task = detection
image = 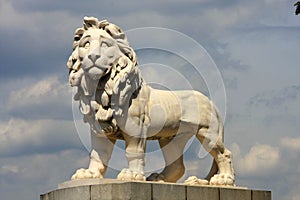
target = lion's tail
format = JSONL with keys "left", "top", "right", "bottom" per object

{"left": 205, "top": 160, "right": 218, "bottom": 181}
{"left": 205, "top": 103, "right": 224, "bottom": 181}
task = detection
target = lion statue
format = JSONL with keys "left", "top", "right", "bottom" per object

{"left": 67, "top": 16, "right": 235, "bottom": 186}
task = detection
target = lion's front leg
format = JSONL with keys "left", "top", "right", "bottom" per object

{"left": 71, "top": 149, "right": 105, "bottom": 179}
{"left": 72, "top": 132, "right": 116, "bottom": 180}
{"left": 117, "top": 134, "right": 146, "bottom": 181}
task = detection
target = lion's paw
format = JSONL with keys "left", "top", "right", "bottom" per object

{"left": 184, "top": 176, "right": 209, "bottom": 186}
{"left": 71, "top": 168, "right": 103, "bottom": 180}
{"left": 209, "top": 174, "right": 235, "bottom": 186}
{"left": 117, "top": 168, "right": 146, "bottom": 181}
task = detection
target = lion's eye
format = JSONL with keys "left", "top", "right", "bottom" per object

{"left": 84, "top": 42, "right": 90, "bottom": 48}
{"left": 79, "top": 35, "right": 91, "bottom": 48}
{"left": 101, "top": 42, "right": 109, "bottom": 48}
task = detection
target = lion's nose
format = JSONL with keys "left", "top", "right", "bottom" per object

{"left": 88, "top": 54, "right": 101, "bottom": 62}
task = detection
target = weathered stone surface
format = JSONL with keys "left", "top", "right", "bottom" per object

{"left": 220, "top": 187, "right": 251, "bottom": 200}
{"left": 152, "top": 182, "right": 186, "bottom": 200}
{"left": 55, "top": 186, "right": 90, "bottom": 200}
{"left": 91, "top": 182, "right": 151, "bottom": 200}
{"left": 91, "top": 183, "right": 113, "bottom": 200}
{"left": 187, "top": 185, "right": 219, "bottom": 200}
{"left": 58, "top": 178, "right": 119, "bottom": 189}
{"left": 41, "top": 180, "right": 271, "bottom": 200}
{"left": 252, "top": 190, "right": 272, "bottom": 200}
{"left": 112, "top": 182, "right": 151, "bottom": 200}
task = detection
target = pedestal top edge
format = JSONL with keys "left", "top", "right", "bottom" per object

{"left": 58, "top": 178, "right": 250, "bottom": 190}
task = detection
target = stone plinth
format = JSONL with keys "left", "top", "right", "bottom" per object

{"left": 40, "top": 179, "right": 271, "bottom": 200}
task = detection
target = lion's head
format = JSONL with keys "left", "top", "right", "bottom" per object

{"left": 67, "top": 17, "right": 143, "bottom": 134}
{"left": 67, "top": 17, "right": 137, "bottom": 78}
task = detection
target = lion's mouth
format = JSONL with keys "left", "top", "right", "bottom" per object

{"left": 99, "top": 69, "right": 111, "bottom": 81}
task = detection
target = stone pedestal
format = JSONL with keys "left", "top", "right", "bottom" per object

{"left": 40, "top": 179, "right": 271, "bottom": 200}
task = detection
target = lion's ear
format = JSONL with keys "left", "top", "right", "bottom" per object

{"left": 104, "top": 24, "right": 123, "bottom": 37}
{"left": 73, "top": 28, "right": 84, "bottom": 50}
{"left": 74, "top": 28, "right": 84, "bottom": 40}
{"left": 98, "top": 20, "right": 109, "bottom": 29}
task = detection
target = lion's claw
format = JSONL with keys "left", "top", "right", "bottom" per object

{"left": 184, "top": 176, "right": 209, "bottom": 185}
{"left": 210, "top": 174, "right": 235, "bottom": 186}
{"left": 117, "top": 168, "right": 146, "bottom": 181}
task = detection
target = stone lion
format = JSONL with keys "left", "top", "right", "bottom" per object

{"left": 67, "top": 16, "right": 235, "bottom": 186}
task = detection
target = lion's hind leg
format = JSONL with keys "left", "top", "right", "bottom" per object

{"left": 147, "top": 133, "right": 192, "bottom": 183}
{"left": 195, "top": 127, "right": 235, "bottom": 186}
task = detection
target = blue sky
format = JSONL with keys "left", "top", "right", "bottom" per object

{"left": 0, "top": 0, "right": 300, "bottom": 199}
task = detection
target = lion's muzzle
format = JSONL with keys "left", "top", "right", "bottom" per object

{"left": 88, "top": 54, "right": 101, "bottom": 62}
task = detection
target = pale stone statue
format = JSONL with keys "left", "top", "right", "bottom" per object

{"left": 67, "top": 17, "right": 235, "bottom": 186}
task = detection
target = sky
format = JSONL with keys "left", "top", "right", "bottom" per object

{"left": 0, "top": 0, "right": 300, "bottom": 199}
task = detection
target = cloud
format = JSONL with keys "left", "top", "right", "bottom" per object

{"left": 0, "top": 165, "right": 19, "bottom": 174}
{"left": 280, "top": 137, "right": 300, "bottom": 152}
{"left": 0, "top": 0, "right": 78, "bottom": 78}
{"left": 244, "top": 84, "right": 300, "bottom": 128}
{"left": 5, "top": 77, "right": 72, "bottom": 120}
{"left": 138, "top": 50, "right": 208, "bottom": 92}
{"left": 235, "top": 144, "right": 280, "bottom": 177}
{"left": 249, "top": 85, "right": 300, "bottom": 108}
{"left": 0, "top": 149, "right": 88, "bottom": 200}
{"left": 0, "top": 118, "right": 81, "bottom": 157}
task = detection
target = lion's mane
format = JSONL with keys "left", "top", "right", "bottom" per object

{"left": 67, "top": 17, "right": 144, "bottom": 137}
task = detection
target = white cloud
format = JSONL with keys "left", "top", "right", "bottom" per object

{"left": 280, "top": 137, "right": 300, "bottom": 152}
{"left": 0, "top": 0, "right": 79, "bottom": 34}
{"left": 7, "top": 77, "right": 64, "bottom": 106}
{"left": 201, "top": 3, "right": 256, "bottom": 31}
{"left": 0, "top": 149, "right": 88, "bottom": 200}
{"left": 235, "top": 144, "right": 280, "bottom": 176}
{"left": 108, "top": 1, "right": 258, "bottom": 37}
{"left": 0, "top": 0, "right": 33, "bottom": 30}
{"left": 0, "top": 118, "right": 80, "bottom": 157}
{"left": 140, "top": 63, "right": 194, "bottom": 91}
{"left": 0, "top": 165, "right": 19, "bottom": 174}
{"left": 6, "top": 77, "right": 72, "bottom": 120}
